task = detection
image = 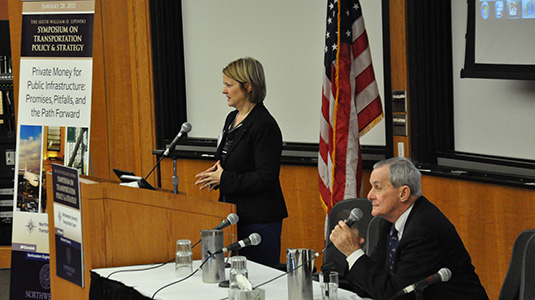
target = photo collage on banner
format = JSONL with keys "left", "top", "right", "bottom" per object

{"left": 10, "top": 1, "right": 95, "bottom": 299}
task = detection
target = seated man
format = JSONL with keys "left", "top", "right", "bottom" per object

{"left": 330, "top": 157, "right": 488, "bottom": 300}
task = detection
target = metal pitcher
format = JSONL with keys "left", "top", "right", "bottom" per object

{"left": 287, "top": 248, "right": 316, "bottom": 300}
{"left": 200, "top": 229, "right": 225, "bottom": 283}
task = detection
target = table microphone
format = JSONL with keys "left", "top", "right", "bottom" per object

{"left": 391, "top": 268, "right": 452, "bottom": 299}
{"left": 213, "top": 213, "right": 239, "bottom": 230}
{"left": 212, "top": 233, "right": 261, "bottom": 255}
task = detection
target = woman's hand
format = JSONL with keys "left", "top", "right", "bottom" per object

{"left": 194, "top": 161, "right": 224, "bottom": 191}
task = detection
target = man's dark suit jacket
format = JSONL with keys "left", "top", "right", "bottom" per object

{"left": 215, "top": 103, "right": 288, "bottom": 225}
{"left": 347, "top": 196, "right": 489, "bottom": 300}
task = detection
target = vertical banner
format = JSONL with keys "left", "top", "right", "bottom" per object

{"left": 50, "top": 164, "right": 83, "bottom": 287}
{"left": 10, "top": 1, "right": 95, "bottom": 299}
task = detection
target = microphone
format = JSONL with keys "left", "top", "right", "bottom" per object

{"left": 345, "top": 208, "right": 364, "bottom": 227}
{"left": 163, "top": 122, "right": 192, "bottom": 156}
{"left": 392, "top": 268, "right": 452, "bottom": 298}
{"left": 213, "top": 233, "right": 261, "bottom": 255}
{"left": 325, "top": 208, "right": 363, "bottom": 250}
{"left": 213, "top": 213, "right": 239, "bottom": 230}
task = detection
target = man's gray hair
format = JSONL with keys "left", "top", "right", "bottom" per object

{"left": 373, "top": 157, "right": 423, "bottom": 197}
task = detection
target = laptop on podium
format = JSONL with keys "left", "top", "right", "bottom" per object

{"left": 113, "top": 168, "right": 156, "bottom": 190}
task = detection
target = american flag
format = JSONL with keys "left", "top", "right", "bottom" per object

{"left": 319, "top": 0, "right": 383, "bottom": 213}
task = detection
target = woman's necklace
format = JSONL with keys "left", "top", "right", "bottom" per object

{"left": 231, "top": 113, "right": 243, "bottom": 130}
{"left": 234, "top": 106, "right": 253, "bottom": 127}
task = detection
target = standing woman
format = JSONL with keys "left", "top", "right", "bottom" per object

{"left": 195, "top": 57, "right": 288, "bottom": 267}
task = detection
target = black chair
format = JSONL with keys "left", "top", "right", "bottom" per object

{"left": 498, "top": 229, "right": 535, "bottom": 300}
{"left": 365, "top": 215, "right": 381, "bottom": 257}
{"left": 520, "top": 233, "right": 535, "bottom": 300}
{"left": 320, "top": 198, "right": 376, "bottom": 290}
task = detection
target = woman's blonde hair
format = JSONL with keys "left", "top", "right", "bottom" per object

{"left": 223, "top": 57, "right": 266, "bottom": 103}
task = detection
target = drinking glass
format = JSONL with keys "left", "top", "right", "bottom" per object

{"left": 319, "top": 271, "right": 339, "bottom": 300}
{"left": 175, "top": 239, "right": 193, "bottom": 277}
{"left": 229, "top": 256, "right": 248, "bottom": 300}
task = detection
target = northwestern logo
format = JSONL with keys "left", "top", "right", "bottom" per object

{"left": 39, "top": 263, "right": 50, "bottom": 290}
{"left": 26, "top": 218, "right": 36, "bottom": 235}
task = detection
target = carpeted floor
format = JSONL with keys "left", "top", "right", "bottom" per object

{"left": 0, "top": 269, "right": 10, "bottom": 300}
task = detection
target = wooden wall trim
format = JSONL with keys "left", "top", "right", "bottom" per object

{"left": 128, "top": 0, "right": 157, "bottom": 183}
{"left": 0, "top": 246, "right": 11, "bottom": 268}
{"left": 0, "top": 0, "right": 8, "bottom": 19}
{"left": 89, "top": 0, "right": 110, "bottom": 178}
{"left": 389, "top": 0, "right": 410, "bottom": 158}
{"left": 7, "top": 0, "right": 21, "bottom": 118}
{"left": 2, "top": 0, "right": 19, "bottom": 270}
{"left": 99, "top": 0, "right": 138, "bottom": 178}
{"left": 389, "top": 0, "right": 408, "bottom": 90}
{"left": 91, "top": 0, "right": 156, "bottom": 181}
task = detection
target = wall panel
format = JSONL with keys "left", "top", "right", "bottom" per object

{"left": 0, "top": 0, "right": 8, "bottom": 19}
{"left": 389, "top": 0, "right": 410, "bottom": 158}
{"left": 421, "top": 175, "right": 535, "bottom": 300}
{"left": 89, "top": 0, "right": 110, "bottom": 178}
{"left": 90, "top": 0, "right": 156, "bottom": 181}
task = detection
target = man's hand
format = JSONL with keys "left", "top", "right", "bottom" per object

{"left": 329, "top": 220, "right": 365, "bottom": 257}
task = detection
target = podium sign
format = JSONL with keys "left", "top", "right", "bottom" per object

{"left": 51, "top": 164, "right": 84, "bottom": 287}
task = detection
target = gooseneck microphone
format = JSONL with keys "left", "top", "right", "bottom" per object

{"left": 163, "top": 122, "right": 192, "bottom": 157}
{"left": 190, "top": 214, "right": 239, "bottom": 250}
{"left": 213, "top": 213, "right": 239, "bottom": 230}
{"left": 391, "top": 268, "right": 452, "bottom": 299}
{"left": 144, "top": 122, "right": 192, "bottom": 182}
{"left": 213, "top": 233, "right": 261, "bottom": 255}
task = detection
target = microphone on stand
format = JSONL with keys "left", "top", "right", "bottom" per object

{"left": 390, "top": 268, "right": 452, "bottom": 299}
{"left": 213, "top": 213, "right": 239, "bottom": 230}
{"left": 191, "top": 213, "right": 240, "bottom": 250}
{"left": 144, "top": 122, "right": 192, "bottom": 182}
{"left": 212, "top": 233, "right": 261, "bottom": 255}
{"left": 163, "top": 122, "right": 192, "bottom": 157}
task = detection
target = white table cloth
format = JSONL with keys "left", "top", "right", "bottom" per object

{"left": 92, "top": 260, "right": 372, "bottom": 300}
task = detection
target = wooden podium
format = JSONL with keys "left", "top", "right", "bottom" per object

{"left": 46, "top": 175, "right": 236, "bottom": 300}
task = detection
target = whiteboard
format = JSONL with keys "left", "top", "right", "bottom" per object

{"left": 181, "top": 0, "right": 385, "bottom": 145}
{"left": 452, "top": 2, "right": 535, "bottom": 161}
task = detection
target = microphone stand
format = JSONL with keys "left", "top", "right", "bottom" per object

{"left": 150, "top": 149, "right": 181, "bottom": 194}
{"left": 171, "top": 151, "right": 179, "bottom": 194}
{"left": 414, "top": 289, "right": 424, "bottom": 300}
{"left": 389, "top": 284, "right": 426, "bottom": 300}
